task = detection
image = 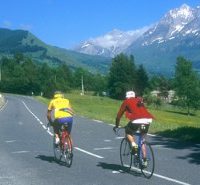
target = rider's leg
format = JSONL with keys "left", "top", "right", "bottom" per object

{"left": 141, "top": 133, "right": 148, "bottom": 167}
{"left": 125, "top": 122, "right": 138, "bottom": 148}
{"left": 140, "top": 124, "right": 150, "bottom": 167}
{"left": 53, "top": 122, "right": 60, "bottom": 144}
{"left": 141, "top": 133, "right": 147, "bottom": 159}
{"left": 126, "top": 134, "right": 136, "bottom": 146}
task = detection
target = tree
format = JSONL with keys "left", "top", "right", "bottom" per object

{"left": 38, "top": 63, "right": 55, "bottom": 98}
{"left": 108, "top": 53, "right": 136, "bottom": 99}
{"left": 174, "top": 56, "right": 200, "bottom": 115}
{"left": 135, "top": 64, "right": 149, "bottom": 96}
{"left": 54, "top": 64, "right": 72, "bottom": 92}
{"left": 92, "top": 74, "right": 107, "bottom": 96}
{"left": 22, "top": 58, "right": 41, "bottom": 95}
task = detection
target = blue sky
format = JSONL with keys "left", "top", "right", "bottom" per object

{"left": 0, "top": 0, "right": 199, "bottom": 49}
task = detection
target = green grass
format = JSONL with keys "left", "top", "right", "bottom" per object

{"left": 36, "top": 91, "right": 200, "bottom": 143}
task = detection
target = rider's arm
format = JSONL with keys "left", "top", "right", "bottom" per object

{"left": 47, "top": 100, "right": 53, "bottom": 123}
{"left": 115, "top": 101, "right": 127, "bottom": 127}
{"left": 47, "top": 110, "right": 52, "bottom": 123}
{"left": 67, "top": 103, "right": 74, "bottom": 115}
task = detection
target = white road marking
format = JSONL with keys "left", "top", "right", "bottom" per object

{"left": 47, "top": 130, "right": 53, "bottom": 136}
{"left": 22, "top": 100, "right": 192, "bottom": 185}
{"left": 74, "top": 147, "right": 104, "bottom": 159}
{"left": 121, "top": 165, "right": 191, "bottom": 185}
{"left": 0, "top": 99, "right": 8, "bottom": 111}
{"left": 42, "top": 125, "right": 47, "bottom": 129}
{"left": 12, "top": 151, "right": 29, "bottom": 154}
{"left": 0, "top": 176, "right": 13, "bottom": 179}
{"left": 115, "top": 136, "right": 124, "bottom": 139}
{"left": 104, "top": 139, "right": 111, "bottom": 142}
{"left": 112, "top": 170, "right": 123, "bottom": 174}
{"left": 5, "top": 140, "right": 16, "bottom": 143}
{"left": 94, "top": 147, "right": 114, "bottom": 151}
{"left": 153, "top": 173, "right": 191, "bottom": 185}
{"left": 93, "top": 119, "right": 103, "bottom": 123}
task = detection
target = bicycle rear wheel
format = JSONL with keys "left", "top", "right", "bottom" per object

{"left": 53, "top": 136, "right": 61, "bottom": 162}
{"left": 120, "top": 138, "right": 132, "bottom": 171}
{"left": 61, "top": 135, "right": 73, "bottom": 167}
{"left": 140, "top": 142, "right": 155, "bottom": 178}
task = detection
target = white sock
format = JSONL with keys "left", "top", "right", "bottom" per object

{"left": 55, "top": 137, "right": 60, "bottom": 144}
{"left": 132, "top": 142, "right": 138, "bottom": 147}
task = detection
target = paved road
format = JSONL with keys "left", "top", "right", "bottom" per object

{"left": 0, "top": 94, "right": 199, "bottom": 185}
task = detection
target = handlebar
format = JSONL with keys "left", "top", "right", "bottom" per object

{"left": 113, "top": 126, "right": 125, "bottom": 136}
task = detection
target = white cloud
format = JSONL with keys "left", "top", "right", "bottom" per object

{"left": 19, "top": 24, "right": 33, "bottom": 31}
{"left": 2, "top": 20, "right": 12, "bottom": 28}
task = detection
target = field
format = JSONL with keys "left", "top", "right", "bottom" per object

{"left": 36, "top": 91, "right": 200, "bottom": 143}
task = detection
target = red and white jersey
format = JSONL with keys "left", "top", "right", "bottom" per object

{"left": 116, "top": 97, "right": 154, "bottom": 123}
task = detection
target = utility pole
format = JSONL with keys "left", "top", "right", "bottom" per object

{"left": 81, "top": 75, "right": 84, "bottom": 95}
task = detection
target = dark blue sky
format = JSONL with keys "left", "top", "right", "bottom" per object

{"left": 0, "top": 0, "right": 199, "bottom": 48}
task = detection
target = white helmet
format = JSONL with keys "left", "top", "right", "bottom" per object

{"left": 126, "top": 91, "right": 135, "bottom": 98}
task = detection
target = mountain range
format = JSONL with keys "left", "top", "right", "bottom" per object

{"left": 0, "top": 4, "right": 199, "bottom": 76}
{"left": 0, "top": 28, "right": 110, "bottom": 73}
{"left": 74, "top": 4, "right": 200, "bottom": 76}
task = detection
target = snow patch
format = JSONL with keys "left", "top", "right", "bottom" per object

{"left": 169, "top": 37, "right": 175, "bottom": 40}
{"left": 170, "top": 25, "right": 184, "bottom": 36}
{"left": 81, "top": 43, "right": 91, "bottom": 48}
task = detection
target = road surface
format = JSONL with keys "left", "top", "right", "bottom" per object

{"left": 0, "top": 94, "right": 199, "bottom": 185}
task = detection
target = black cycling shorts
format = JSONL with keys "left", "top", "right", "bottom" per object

{"left": 125, "top": 122, "right": 149, "bottom": 135}
{"left": 51, "top": 117, "right": 73, "bottom": 134}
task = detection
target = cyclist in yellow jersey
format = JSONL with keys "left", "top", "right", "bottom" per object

{"left": 47, "top": 91, "right": 74, "bottom": 144}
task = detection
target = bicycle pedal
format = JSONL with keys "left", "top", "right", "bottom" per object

{"left": 142, "top": 159, "right": 148, "bottom": 168}
{"left": 131, "top": 148, "right": 138, "bottom": 155}
{"left": 69, "top": 153, "right": 73, "bottom": 158}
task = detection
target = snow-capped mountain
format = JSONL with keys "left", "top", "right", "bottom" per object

{"left": 74, "top": 27, "right": 150, "bottom": 57}
{"left": 125, "top": 4, "right": 200, "bottom": 75}
{"left": 73, "top": 4, "right": 200, "bottom": 76}
{"left": 74, "top": 4, "right": 200, "bottom": 54}
{"left": 136, "top": 4, "right": 200, "bottom": 46}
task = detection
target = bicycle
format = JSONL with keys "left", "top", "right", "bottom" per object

{"left": 53, "top": 124, "right": 73, "bottom": 167}
{"left": 114, "top": 126, "right": 155, "bottom": 178}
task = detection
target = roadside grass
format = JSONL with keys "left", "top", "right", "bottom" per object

{"left": 36, "top": 91, "right": 200, "bottom": 143}
{"left": 150, "top": 108, "right": 200, "bottom": 142}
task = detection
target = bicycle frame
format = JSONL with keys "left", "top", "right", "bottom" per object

{"left": 59, "top": 125, "right": 69, "bottom": 150}
{"left": 53, "top": 124, "right": 73, "bottom": 167}
{"left": 117, "top": 127, "right": 155, "bottom": 178}
{"left": 134, "top": 132, "right": 146, "bottom": 158}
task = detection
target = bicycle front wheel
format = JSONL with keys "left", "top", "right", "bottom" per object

{"left": 120, "top": 138, "right": 132, "bottom": 171}
{"left": 140, "top": 142, "right": 155, "bottom": 179}
{"left": 62, "top": 135, "right": 73, "bottom": 167}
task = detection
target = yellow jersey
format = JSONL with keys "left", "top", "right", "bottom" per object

{"left": 48, "top": 97, "right": 73, "bottom": 119}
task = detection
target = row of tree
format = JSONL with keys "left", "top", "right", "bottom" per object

{"left": 108, "top": 54, "right": 200, "bottom": 114}
{"left": 0, "top": 53, "right": 106, "bottom": 98}
{"left": 0, "top": 53, "right": 200, "bottom": 114}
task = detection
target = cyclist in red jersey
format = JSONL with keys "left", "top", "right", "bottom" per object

{"left": 113, "top": 91, "right": 154, "bottom": 166}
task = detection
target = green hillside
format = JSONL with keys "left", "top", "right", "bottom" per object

{"left": 127, "top": 36, "right": 200, "bottom": 76}
{"left": 0, "top": 28, "right": 111, "bottom": 73}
